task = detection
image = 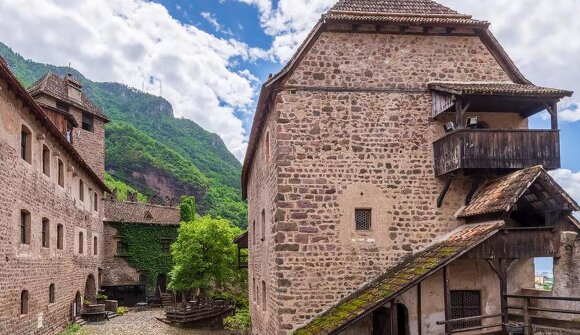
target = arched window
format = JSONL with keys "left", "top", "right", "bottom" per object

{"left": 48, "top": 284, "right": 55, "bottom": 303}
{"left": 78, "top": 232, "right": 84, "bottom": 254}
{"left": 20, "top": 290, "right": 29, "bottom": 314}
{"left": 20, "top": 125, "right": 32, "bottom": 164}
{"left": 79, "top": 180, "right": 84, "bottom": 202}
{"left": 265, "top": 131, "right": 270, "bottom": 161}
{"left": 42, "top": 218, "right": 50, "bottom": 248}
{"left": 20, "top": 210, "right": 31, "bottom": 245}
{"left": 42, "top": 145, "right": 51, "bottom": 176}
{"left": 57, "top": 224, "right": 64, "bottom": 250}
{"left": 57, "top": 159, "right": 64, "bottom": 187}
{"left": 93, "top": 192, "right": 98, "bottom": 212}
{"left": 93, "top": 236, "right": 98, "bottom": 255}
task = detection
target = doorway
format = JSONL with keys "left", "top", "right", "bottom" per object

{"left": 372, "top": 304, "right": 409, "bottom": 335}
{"left": 84, "top": 274, "right": 96, "bottom": 302}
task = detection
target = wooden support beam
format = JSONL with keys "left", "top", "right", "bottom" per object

{"left": 455, "top": 99, "right": 463, "bottom": 129}
{"left": 486, "top": 259, "right": 500, "bottom": 277}
{"left": 418, "top": 283, "right": 422, "bottom": 335}
{"left": 499, "top": 259, "right": 508, "bottom": 335}
{"left": 443, "top": 266, "right": 451, "bottom": 335}
{"left": 391, "top": 302, "right": 399, "bottom": 335}
{"left": 523, "top": 297, "right": 532, "bottom": 335}
{"left": 550, "top": 102, "right": 558, "bottom": 131}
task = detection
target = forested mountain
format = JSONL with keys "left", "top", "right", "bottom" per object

{"left": 0, "top": 42, "right": 247, "bottom": 228}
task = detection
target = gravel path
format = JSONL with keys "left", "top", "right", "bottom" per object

{"left": 79, "top": 309, "right": 234, "bottom": 335}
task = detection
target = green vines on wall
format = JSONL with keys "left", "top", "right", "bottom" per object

{"left": 113, "top": 222, "right": 179, "bottom": 290}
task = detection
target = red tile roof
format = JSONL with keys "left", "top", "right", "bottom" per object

{"left": 428, "top": 82, "right": 573, "bottom": 98}
{"left": 103, "top": 200, "right": 180, "bottom": 225}
{"left": 458, "top": 166, "right": 580, "bottom": 218}
{"left": 293, "top": 221, "right": 504, "bottom": 335}
{"left": 331, "top": 0, "right": 460, "bottom": 15}
{"left": 28, "top": 72, "right": 109, "bottom": 121}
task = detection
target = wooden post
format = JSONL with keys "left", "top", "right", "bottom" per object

{"left": 499, "top": 259, "right": 508, "bottom": 335}
{"left": 455, "top": 99, "right": 463, "bottom": 129}
{"left": 550, "top": 102, "right": 558, "bottom": 131}
{"left": 443, "top": 266, "right": 451, "bottom": 335}
{"left": 523, "top": 297, "right": 532, "bottom": 335}
{"left": 418, "top": 283, "right": 422, "bottom": 335}
{"left": 391, "top": 302, "right": 399, "bottom": 335}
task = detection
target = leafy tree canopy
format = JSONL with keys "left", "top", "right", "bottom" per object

{"left": 168, "top": 215, "right": 242, "bottom": 296}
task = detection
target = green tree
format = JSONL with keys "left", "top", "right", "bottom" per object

{"left": 179, "top": 196, "right": 197, "bottom": 222}
{"left": 168, "top": 215, "right": 241, "bottom": 299}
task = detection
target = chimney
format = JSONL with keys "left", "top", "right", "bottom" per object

{"left": 65, "top": 73, "right": 83, "bottom": 103}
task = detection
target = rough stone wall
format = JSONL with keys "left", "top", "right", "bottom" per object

{"left": 247, "top": 104, "right": 279, "bottom": 334}
{"left": 101, "top": 223, "right": 142, "bottom": 286}
{"left": 70, "top": 107, "right": 106, "bottom": 179}
{"left": 0, "top": 76, "right": 105, "bottom": 334}
{"left": 248, "top": 31, "right": 524, "bottom": 334}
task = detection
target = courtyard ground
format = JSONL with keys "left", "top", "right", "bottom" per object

{"left": 79, "top": 309, "right": 234, "bottom": 335}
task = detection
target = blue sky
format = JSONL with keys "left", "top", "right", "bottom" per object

{"left": 0, "top": 0, "right": 578, "bottom": 211}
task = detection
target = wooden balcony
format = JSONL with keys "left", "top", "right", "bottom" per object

{"left": 433, "top": 129, "right": 560, "bottom": 176}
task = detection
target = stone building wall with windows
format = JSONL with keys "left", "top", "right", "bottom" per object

{"left": 0, "top": 61, "right": 107, "bottom": 334}
{"left": 242, "top": 17, "right": 535, "bottom": 335}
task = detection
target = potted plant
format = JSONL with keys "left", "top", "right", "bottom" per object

{"left": 96, "top": 293, "right": 108, "bottom": 304}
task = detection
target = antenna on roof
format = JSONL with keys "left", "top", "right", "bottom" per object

{"left": 67, "top": 62, "right": 72, "bottom": 76}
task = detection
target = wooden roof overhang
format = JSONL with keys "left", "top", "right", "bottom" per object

{"left": 37, "top": 101, "right": 79, "bottom": 127}
{"left": 429, "top": 82, "right": 573, "bottom": 119}
{"left": 241, "top": 8, "right": 535, "bottom": 199}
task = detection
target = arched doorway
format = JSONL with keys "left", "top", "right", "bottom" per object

{"left": 156, "top": 274, "right": 167, "bottom": 296}
{"left": 395, "top": 303, "right": 410, "bottom": 335}
{"left": 74, "top": 291, "right": 82, "bottom": 318}
{"left": 84, "top": 274, "right": 96, "bottom": 302}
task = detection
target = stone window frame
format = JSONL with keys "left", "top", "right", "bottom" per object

{"left": 81, "top": 112, "right": 94, "bottom": 132}
{"left": 79, "top": 179, "right": 85, "bottom": 202}
{"left": 354, "top": 208, "right": 373, "bottom": 232}
{"left": 264, "top": 131, "right": 271, "bottom": 162}
{"left": 261, "top": 280, "right": 267, "bottom": 312}
{"left": 57, "top": 159, "right": 65, "bottom": 188}
{"left": 48, "top": 284, "right": 55, "bottom": 304}
{"left": 160, "top": 238, "right": 172, "bottom": 254}
{"left": 115, "top": 239, "right": 129, "bottom": 257}
{"left": 78, "top": 231, "right": 84, "bottom": 254}
{"left": 42, "top": 144, "right": 51, "bottom": 177}
{"left": 20, "top": 290, "right": 29, "bottom": 315}
{"left": 93, "top": 235, "right": 98, "bottom": 256}
{"left": 93, "top": 192, "right": 99, "bottom": 212}
{"left": 56, "top": 224, "right": 64, "bottom": 250}
{"left": 20, "top": 124, "right": 32, "bottom": 164}
{"left": 261, "top": 209, "right": 266, "bottom": 242}
{"left": 41, "top": 217, "right": 50, "bottom": 248}
{"left": 20, "top": 209, "right": 31, "bottom": 245}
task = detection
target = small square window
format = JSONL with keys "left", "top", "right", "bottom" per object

{"left": 355, "top": 209, "right": 371, "bottom": 231}
{"left": 82, "top": 113, "right": 94, "bottom": 132}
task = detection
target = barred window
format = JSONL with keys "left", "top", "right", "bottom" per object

{"left": 116, "top": 240, "right": 128, "bottom": 256}
{"left": 450, "top": 290, "right": 482, "bottom": 330}
{"left": 355, "top": 209, "right": 372, "bottom": 231}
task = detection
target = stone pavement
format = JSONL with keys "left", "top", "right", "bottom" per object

{"left": 79, "top": 309, "right": 234, "bottom": 335}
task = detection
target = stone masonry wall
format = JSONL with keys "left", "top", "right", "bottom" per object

{"left": 247, "top": 101, "right": 280, "bottom": 334}
{"left": 0, "top": 76, "right": 105, "bottom": 335}
{"left": 70, "top": 107, "right": 106, "bottom": 180}
{"left": 249, "top": 31, "right": 525, "bottom": 334}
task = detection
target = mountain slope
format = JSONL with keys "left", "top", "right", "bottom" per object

{"left": 0, "top": 42, "right": 247, "bottom": 228}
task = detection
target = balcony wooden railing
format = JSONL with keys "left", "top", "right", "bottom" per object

{"left": 433, "top": 129, "right": 560, "bottom": 176}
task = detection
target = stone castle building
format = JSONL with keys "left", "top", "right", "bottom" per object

{"left": 242, "top": 0, "right": 580, "bottom": 334}
{"left": 0, "top": 58, "right": 179, "bottom": 334}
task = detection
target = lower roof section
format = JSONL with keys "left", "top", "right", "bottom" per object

{"left": 292, "top": 221, "right": 504, "bottom": 335}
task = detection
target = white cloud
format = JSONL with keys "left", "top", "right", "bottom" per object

{"left": 0, "top": 0, "right": 268, "bottom": 160}
{"left": 550, "top": 169, "right": 580, "bottom": 217}
{"left": 201, "top": 11, "right": 234, "bottom": 36}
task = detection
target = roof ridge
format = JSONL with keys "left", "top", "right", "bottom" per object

{"left": 330, "top": 0, "right": 463, "bottom": 16}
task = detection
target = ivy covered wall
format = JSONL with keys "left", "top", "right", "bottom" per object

{"left": 112, "top": 222, "right": 179, "bottom": 290}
